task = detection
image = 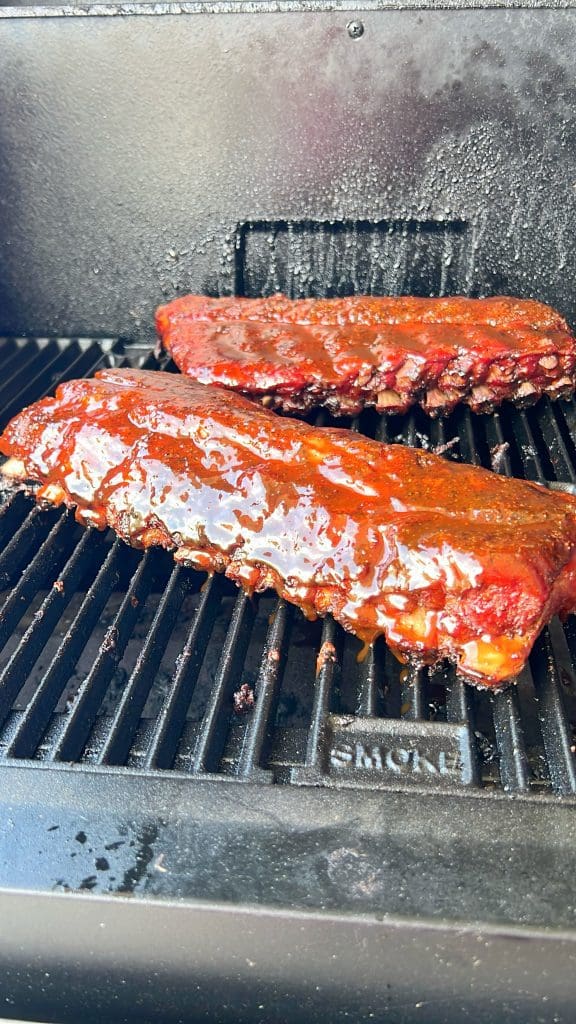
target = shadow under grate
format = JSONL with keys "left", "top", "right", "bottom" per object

{"left": 0, "top": 336, "right": 575, "bottom": 797}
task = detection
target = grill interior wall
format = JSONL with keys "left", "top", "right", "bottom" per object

{"left": 1, "top": 9, "right": 576, "bottom": 340}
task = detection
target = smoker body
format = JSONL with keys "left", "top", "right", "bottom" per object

{"left": 1, "top": 4, "right": 576, "bottom": 1022}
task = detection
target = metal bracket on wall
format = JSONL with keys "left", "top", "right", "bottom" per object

{"left": 234, "top": 219, "right": 469, "bottom": 299}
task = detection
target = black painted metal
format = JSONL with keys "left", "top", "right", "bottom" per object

{"left": 4, "top": 767, "right": 576, "bottom": 1024}
{"left": 1, "top": 8, "right": 576, "bottom": 342}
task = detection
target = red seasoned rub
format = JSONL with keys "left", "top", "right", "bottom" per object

{"left": 3, "top": 367, "right": 576, "bottom": 688}
{"left": 156, "top": 294, "right": 576, "bottom": 415}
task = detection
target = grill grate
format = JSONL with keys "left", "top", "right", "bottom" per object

{"left": 1, "top": 336, "right": 576, "bottom": 796}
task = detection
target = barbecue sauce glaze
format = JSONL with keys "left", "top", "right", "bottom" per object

{"left": 157, "top": 294, "right": 576, "bottom": 416}
{"left": 3, "top": 367, "right": 576, "bottom": 688}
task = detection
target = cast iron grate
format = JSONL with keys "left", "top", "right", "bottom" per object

{"left": 1, "top": 336, "right": 576, "bottom": 796}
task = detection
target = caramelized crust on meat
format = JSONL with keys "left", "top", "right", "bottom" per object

{"left": 156, "top": 294, "right": 576, "bottom": 415}
{"left": 157, "top": 293, "right": 568, "bottom": 329}
{"left": 3, "top": 367, "right": 576, "bottom": 688}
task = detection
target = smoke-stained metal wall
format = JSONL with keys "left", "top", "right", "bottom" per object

{"left": 0, "top": 4, "right": 575, "bottom": 340}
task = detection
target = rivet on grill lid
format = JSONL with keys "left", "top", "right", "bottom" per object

{"left": 346, "top": 20, "right": 365, "bottom": 39}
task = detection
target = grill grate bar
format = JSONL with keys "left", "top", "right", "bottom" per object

{"left": 0, "top": 490, "right": 33, "bottom": 550}
{"left": 454, "top": 406, "right": 482, "bottom": 466}
{"left": 556, "top": 399, "right": 576, "bottom": 464}
{"left": 429, "top": 419, "right": 480, "bottom": 743}
{"left": 0, "top": 526, "right": 106, "bottom": 733}
{"left": 381, "top": 648, "right": 402, "bottom": 718}
{"left": 530, "top": 629, "right": 576, "bottom": 794}
{"left": 0, "top": 340, "right": 24, "bottom": 379}
{"left": 349, "top": 414, "right": 385, "bottom": 720}
{"left": 467, "top": 409, "right": 528, "bottom": 790}
{"left": 375, "top": 416, "right": 389, "bottom": 443}
{"left": 403, "top": 410, "right": 420, "bottom": 449}
{"left": 457, "top": 407, "right": 537, "bottom": 790}
{"left": 1, "top": 345, "right": 97, "bottom": 432}
{"left": 0, "top": 504, "right": 61, "bottom": 590}
{"left": 356, "top": 641, "right": 385, "bottom": 717}
{"left": 0, "top": 343, "right": 60, "bottom": 410}
{"left": 237, "top": 598, "right": 293, "bottom": 781}
{"left": 446, "top": 677, "right": 481, "bottom": 786}
{"left": 97, "top": 564, "right": 194, "bottom": 766}
{"left": 482, "top": 413, "right": 530, "bottom": 790}
{"left": 446, "top": 676, "right": 474, "bottom": 725}
{"left": 293, "top": 615, "right": 341, "bottom": 780}
{"left": 49, "top": 548, "right": 154, "bottom": 763}
{"left": 512, "top": 410, "right": 546, "bottom": 482}
{"left": 402, "top": 666, "right": 428, "bottom": 721}
{"left": 444, "top": 675, "right": 481, "bottom": 785}
{"left": 0, "top": 509, "right": 74, "bottom": 655}
{"left": 534, "top": 401, "right": 576, "bottom": 483}
{"left": 142, "top": 574, "right": 225, "bottom": 771}
{"left": 190, "top": 589, "right": 257, "bottom": 775}
{"left": 5, "top": 538, "right": 125, "bottom": 760}
{"left": 491, "top": 686, "right": 531, "bottom": 792}
{"left": 483, "top": 410, "right": 512, "bottom": 474}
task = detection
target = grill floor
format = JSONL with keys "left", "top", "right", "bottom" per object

{"left": 1, "top": 335, "right": 576, "bottom": 796}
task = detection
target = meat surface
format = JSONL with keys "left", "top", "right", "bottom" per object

{"left": 156, "top": 294, "right": 576, "bottom": 415}
{"left": 2, "top": 367, "right": 576, "bottom": 688}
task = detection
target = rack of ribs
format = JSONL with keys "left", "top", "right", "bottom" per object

{"left": 156, "top": 294, "right": 576, "bottom": 415}
{"left": 3, "top": 367, "right": 576, "bottom": 688}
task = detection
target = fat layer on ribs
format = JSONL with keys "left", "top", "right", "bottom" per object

{"left": 2, "top": 367, "right": 576, "bottom": 688}
{"left": 156, "top": 294, "right": 576, "bottom": 415}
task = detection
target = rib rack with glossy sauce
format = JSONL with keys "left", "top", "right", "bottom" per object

{"left": 156, "top": 293, "right": 576, "bottom": 415}
{"left": 2, "top": 367, "right": 576, "bottom": 688}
